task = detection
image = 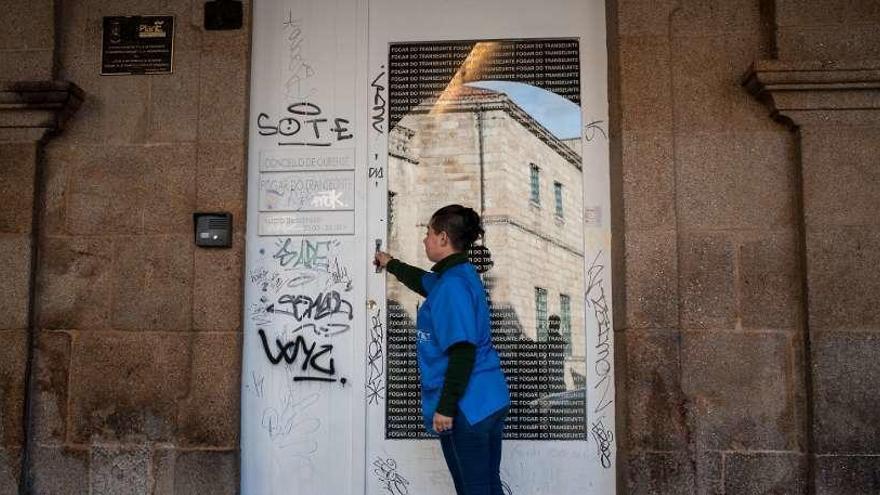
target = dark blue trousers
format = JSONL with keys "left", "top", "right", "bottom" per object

{"left": 439, "top": 406, "right": 508, "bottom": 495}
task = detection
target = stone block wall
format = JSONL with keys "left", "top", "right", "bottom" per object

{"left": 2, "top": 0, "right": 878, "bottom": 493}
{"left": 0, "top": 1, "right": 251, "bottom": 493}
{"left": 613, "top": 0, "right": 880, "bottom": 493}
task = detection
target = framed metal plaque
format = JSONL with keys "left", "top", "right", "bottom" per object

{"left": 101, "top": 16, "right": 174, "bottom": 75}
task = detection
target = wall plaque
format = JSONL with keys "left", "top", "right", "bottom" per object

{"left": 101, "top": 16, "right": 174, "bottom": 75}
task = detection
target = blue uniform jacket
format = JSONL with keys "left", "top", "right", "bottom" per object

{"left": 416, "top": 261, "right": 510, "bottom": 432}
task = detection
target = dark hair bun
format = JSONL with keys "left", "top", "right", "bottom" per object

{"left": 461, "top": 207, "right": 484, "bottom": 246}
{"left": 430, "top": 204, "right": 485, "bottom": 251}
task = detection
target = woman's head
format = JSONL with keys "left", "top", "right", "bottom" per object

{"left": 423, "top": 204, "right": 484, "bottom": 261}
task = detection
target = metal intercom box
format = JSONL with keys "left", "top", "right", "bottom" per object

{"left": 193, "top": 212, "right": 232, "bottom": 247}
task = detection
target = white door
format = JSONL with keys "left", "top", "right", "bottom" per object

{"left": 241, "top": 1, "right": 615, "bottom": 494}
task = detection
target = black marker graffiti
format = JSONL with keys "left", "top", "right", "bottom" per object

{"left": 372, "top": 457, "right": 409, "bottom": 495}
{"left": 371, "top": 68, "right": 387, "bottom": 133}
{"left": 282, "top": 15, "right": 315, "bottom": 101}
{"left": 586, "top": 251, "right": 603, "bottom": 296}
{"left": 585, "top": 250, "right": 615, "bottom": 469}
{"left": 584, "top": 120, "right": 607, "bottom": 142}
{"left": 250, "top": 267, "right": 285, "bottom": 294}
{"left": 271, "top": 291, "right": 354, "bottom": 322}
{"left": 368, "top": 167, "right": 384, "bottom": 179}
{"left": 590, "top": 418, "right": 614, "bottom": 469}
{"left": 257, "top": 102, "right": 353, "bottom": 146}
{"left": 258, "top": 329, "right": 336, "bottom": 381}
{"left": 366, "top": 309, "right": 385, "bottom": 405}
{"left": 590, "top": 284, "right": 613, "bottom": 415}
{"left": 329, "top": 256, "right": 353, "bottom": 291}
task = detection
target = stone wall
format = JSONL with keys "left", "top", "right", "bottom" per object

{"left": 613, "top": 0, "right": 880, "bottom": 493}
{"left": 1, "top": 0, "right": 878, "bottom": 493}
{"left": 0, "top": 1, "right": 251, "bottom": 493}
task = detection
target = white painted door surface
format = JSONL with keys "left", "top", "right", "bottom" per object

{"left": 241, "top": 1, "right": 367, "bottom": 494}
{"left": 242, "top": 1, "right": 613, "bottom": 494}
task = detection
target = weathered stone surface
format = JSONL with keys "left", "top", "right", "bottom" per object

{"left": 694, "top": 450, "right": 724, "bottom": 495}
{"left": 801, "top": 125, "right": 880, "bottom": 228}
{"left": 812, "top": 331, "right": 880, "bottom": 454}
{"left": 815, "top": 455, "right": 880, "bottom": 495}
{"left": 142, "top": 148, "right": 198, "bottom": 235}
{"left": 676, "top": 132, "right": 796, "bottom": 230}
{"left": 622, "top": 329, "right": 687, "bottom": 450}
{"left": 624, "top": 230, "right": 678, "bottom": 329}
{"left": 173, "top": 450, "right": 237, "bottom": 495}
{"left": 64, "top": 146, "right": 147, "bottom": 234}
{"left": 198, "top": 39, "right": 248, "bottom": 142}
{"left": 0, "top": 329, "right": 27, "bottom": 449}
{"left": 724, "top": 452, "right": 807, "bottom": 494}
{"left": 177, "top": 333, "right": 241, "bottom": 447}
{"left": 681, "top": 331, "right": 802, "bottom": 450}
{"left": 775, "top": 0, "right": 880, "bottom": 27}
{"left": 69, "top": 332, "right": 191, "bottom": 443}
{"left": 0, "top": 50, "right": 54, "bottom": 81}
{"left": 616, "top": 0, "right": 677, "bottom": 37}
{"left": 679, "top": 232, "right": 736, "bottom": 330}
{"left": 619, "top": 36, "right": 672, "bottom": 133}
{"left": 777, "top": 24, "right": 880, "bottom": 62}
{"left": 63, "top": 145, "right": 197, "bottom": 236}
{"left": 149, "top": 447, "right": 175, "bottom": 494}
{"left": 806, "top": 227, "right": 880, "bottom": 331}
{"left": 622, "top": 131, "right": 675, "bottom": 229}
{"left": 0, "top": 0, "right": 53, "bottom": 50}
{"left": 196, "top": 141, "right": 246, "bottom": 226}
{"left": 110, "top": 235, "right": 193, "bottom": 331}
{"left": 90, "top": 444, "right": 150, "bottom": 495}
{"left": 147, "top": 50, "right": 200, "bottom": 143}
{"left": 53, "top": 61, "right": 150, "bottom": 145}
{"left": 626, "top": 451, "right": 694, "bottom": 495}
{"left": 0, "top": 447, "right": 21, "bottom": 494}
{"left": 32, "top": 331, "right": 72, "bottom": 444}
{"left": 39, "top": 144, "right": 77, "bottom": 237}
{"left": 36, "top": 236, "right": 114, "bottom": 330}
{"left": 0, "top": 235, "right": 31, "bottom": 330}
{"left": 740, "top": 229, "right": 802, "bottom": 329}
{"left": 670, "top": 0, "right": 766, "bottom": 36}
{"left": 670, "top": 32, "right": 778, "bottom": 134}
{"left": 29, "top": 445, "right": 89, "bottom": 495}
{"left": 0, "top": 143, "right": 37, "bottom": 234}
{"left": 193, "top": 241, "right": 244, "bottom": 332}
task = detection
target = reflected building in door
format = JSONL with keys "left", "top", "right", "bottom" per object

{"left": 387, "top": 86, "right": 587, "bottom": 438}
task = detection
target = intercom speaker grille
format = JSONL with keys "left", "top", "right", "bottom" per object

{"left": 208, "top": 217, "right": 230, "bottom": 229}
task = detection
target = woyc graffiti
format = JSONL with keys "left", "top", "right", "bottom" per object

{"left": 259, "top": 329, "right": 338, "bottom": 382}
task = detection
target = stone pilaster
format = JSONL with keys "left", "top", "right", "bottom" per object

{"left": 0, "top": 81, "right": 83, "bottom": 493}
{"left": 745, "top": 59, "right": 880, "bottom": 495}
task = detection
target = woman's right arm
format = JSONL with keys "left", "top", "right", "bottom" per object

{"left": 375, "top": 251, "right": 429, "bottom": 297}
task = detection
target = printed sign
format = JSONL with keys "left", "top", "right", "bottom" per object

{"left": 101, "top": 16, "right": 174, "bottom": 75}
{"left": 258, "top": 210, "right": 356, "bottom": 236}
{"left": 259, "top": 171, "right": 355, "bottom": 212}
{"left": 260, "top": 149, "right": 356, "bottom": 172}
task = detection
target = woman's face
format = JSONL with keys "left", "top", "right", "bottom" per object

{"left": 423, "top": 224, "right": 448, "bottom": 262}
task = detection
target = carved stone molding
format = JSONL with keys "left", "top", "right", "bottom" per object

{"left": 0, "top": 81, "right": 84, "bottom": 141}
{"left": 743, "top": 60, "right": 880, "bottom": 127}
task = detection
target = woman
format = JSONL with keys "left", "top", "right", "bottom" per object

{"left": 375, "top": 204, "right": 510, "bottom": 495}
